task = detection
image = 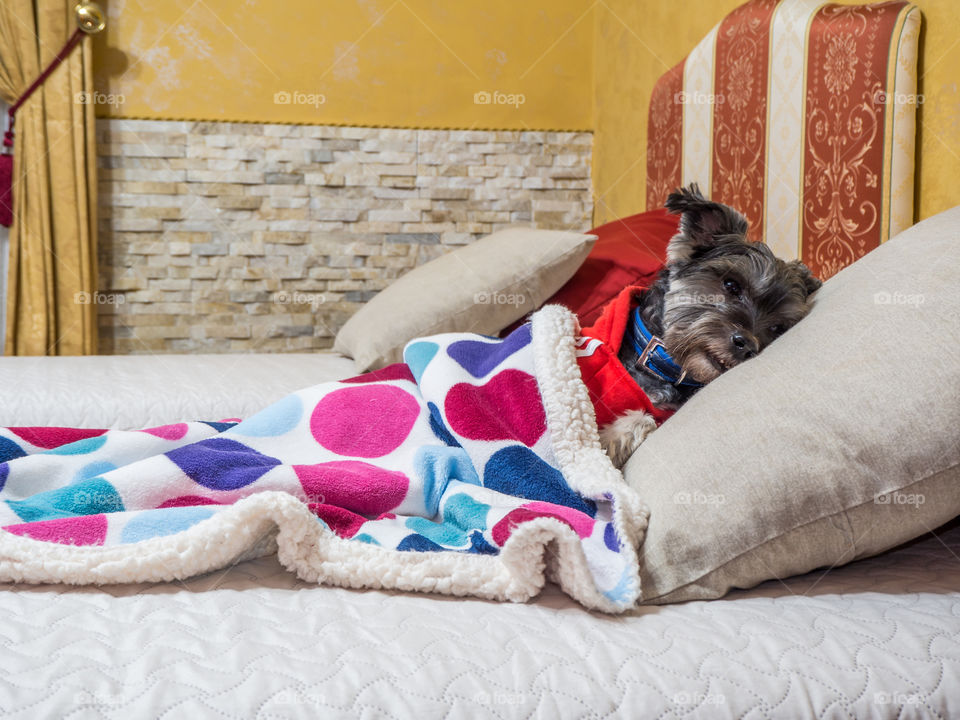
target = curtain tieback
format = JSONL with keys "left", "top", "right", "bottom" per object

{"left": 1, "top": 28, "right": 84, "bottom": 227}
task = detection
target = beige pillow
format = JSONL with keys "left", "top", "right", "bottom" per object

{"left": 335, "top": 228, "right": 596, "bottom": 371}
{"left": 624, "top": 206, "right": 960, "bottom": 604}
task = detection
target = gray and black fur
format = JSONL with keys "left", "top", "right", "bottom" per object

{"left": 602, "top": 183, "right": 821, "bottom": 466}
{"left": 619, "top": 183, "right": 821, "bottom": 407}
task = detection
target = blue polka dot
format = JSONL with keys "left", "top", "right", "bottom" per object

{"left": 44, "top": 435, "right": 107, "bottom": 456}
{"left": 73, "top": 461, "right": 117, "bottom": 484}
{"left": 443, "top": 492, "right": 491, "bottom": 532}
{"left": 602, "top": 566, "right": 637, "bottom": 606}
{"left": 353, "top": 533, "right": 380, "bottom": 546}
{"left": 121, "top": 506, "right": 217, "bottom": 543}
{"left": 402, "top": 492, "right": 492, "bottom": 550}
{"left": 427, "top": 402, "right": 460, "bottom": 447}
{"left": 0, "top": 436, "right": 26, "bottom": 463}
{"left": 202, "top": 421, "right": 237, "bottom": 433}
{"left": 233, "top": 394, "right": 303, "bottom": 437}
{"left": 5, "top": 477, "right": 124, "bottom": 522}
{"left": 397, "top": 533, "right": 445, "bottom": 552}
{"left": 483, "top": 446, "right": 596, "bottom": 517}
{"left": 469, "top": 530, "right": 498, "bottom": 555}
{"left": 404, "top": 341, "right": 439, "bottom": 384}
{"left": 404, "top": 516, "right": 470, "bottom": 548}
{"left": 415, "top": 446, "right": 480, "bottom": 516}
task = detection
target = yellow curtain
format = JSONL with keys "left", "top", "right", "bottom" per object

{"left": 0, "top": 0, "right": 97, "bottom": 355}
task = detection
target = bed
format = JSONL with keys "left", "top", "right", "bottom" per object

{"left": 3, "top": 1, "right": 958, "bottom": 718}
{"left": 2, "top": 338, "right": 958, "bottom": 718}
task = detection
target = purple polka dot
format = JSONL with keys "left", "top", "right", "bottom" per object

{"left": 311, "top": 385, "right": 420, "bottom": 458}
{"left": 603, "top": 522, "right": 621, "bottom": 551}
{"left": 167, "top": 438, "right": 281, "bottom": 491}
{"left": 447, "top": 323, "right": 532, "bottom": 378}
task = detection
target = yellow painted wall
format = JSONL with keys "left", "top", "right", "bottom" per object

{"left": 592, "top": 0, "right": 960, "bottom": 226}
{"left": 93, "top": 0, "right": 595, "bottom": 130}
{"left": 95, "top": 1, "right": 959, "bottom": 221}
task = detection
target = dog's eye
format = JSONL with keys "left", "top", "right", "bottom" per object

{"left": 723, "top": 279, "right": 742, "bottom": 296}
{"left": 769, "top": 324, "right": 786, "bottom": 337}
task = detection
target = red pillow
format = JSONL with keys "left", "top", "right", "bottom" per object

{"left": 550, "top": 207, "right": 679, "bottom": 325}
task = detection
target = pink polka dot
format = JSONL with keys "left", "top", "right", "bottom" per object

{"left": 340, "top": 363, "right": 415, "bottom": 384}
{"left": 294, "top": 461, "right": 408, "bottom": 515}
{"left": 157, "top": 495, "right": 224, "bottom": 509}
{"left": 142, "top": 423, "right": 189, "bottom": 441}
{"left": 444, "top": 370, "right": 546, "bottom": 447}
{"left": 8, "top": 426, "right": 107, "bottom": 450}
{"left": 310, "top": 504, "right": 367, "bottom": 538}
{"left": 491, "top": 502, "right": 595, "bottom": 546}
{"left": 3, "top": 515, "right": 108, "bottom": 546}
{"left": 310, "top": 385, "right": 420, "bottom": 458}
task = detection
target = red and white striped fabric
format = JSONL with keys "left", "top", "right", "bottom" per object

{"left": 646, "top": 0, "right": 921, "bottom": 280}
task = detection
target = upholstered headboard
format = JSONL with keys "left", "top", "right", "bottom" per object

{"left": 646, "top": 0, "right": 921, "bottom": 279}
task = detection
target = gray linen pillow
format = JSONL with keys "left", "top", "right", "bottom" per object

{"left": 334, "top": 228, "right": 596, "bottom": 371}
{"left": 623, "top": 206, "right": 960, "bottom": 604}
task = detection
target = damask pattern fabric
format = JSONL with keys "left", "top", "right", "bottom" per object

{"left": 645, "top": 0, "right": 921, "bottom": 279}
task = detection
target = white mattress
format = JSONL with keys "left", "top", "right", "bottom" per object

{"left": 0, "top": 521, "right": 956, "bottom": 718}
{"left": 1, "top": 353, "right": 958, "bottom": 717}
{"left": 0, "top": 352, "right": 357, "bottom": 428}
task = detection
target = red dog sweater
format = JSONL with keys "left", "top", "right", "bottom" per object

{"left": 574, "top": 286, "right": 675, "bottom": 429}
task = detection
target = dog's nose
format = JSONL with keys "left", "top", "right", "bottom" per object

{"left": 730, "top": 332, "right": 759, "bottom": 361}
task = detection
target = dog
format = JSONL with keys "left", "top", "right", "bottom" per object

{"left": 598, "top": 183, "right": 822, "bottom": 467}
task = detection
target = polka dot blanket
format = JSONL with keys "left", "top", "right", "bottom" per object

{"left": 0, "top": 306, "right": 648, "bottom": 612}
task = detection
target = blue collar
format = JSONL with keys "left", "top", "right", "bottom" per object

{"left": 628, "top": 307, "right": 703, "bottom": 388}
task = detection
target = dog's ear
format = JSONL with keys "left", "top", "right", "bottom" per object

{"left": 664, "top": 183, "right": 749, "bottom": 264}
{"left": 786, "top": 260, "right": 823, "bottom": 298}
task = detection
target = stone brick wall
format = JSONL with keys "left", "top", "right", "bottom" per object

{"left": 96, "top": 119, "right": 593, "bottom": 354}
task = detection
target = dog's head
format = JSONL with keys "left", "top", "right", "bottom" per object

{"left": 660, "top": 183, "right": 822, "bottom": 384}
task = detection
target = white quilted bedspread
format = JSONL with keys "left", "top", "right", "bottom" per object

{"left": 0, "top": 352, "right": 357, "bottom": 428}
{"left": 0, "top": 521, "right": 957, "bottom": 719}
